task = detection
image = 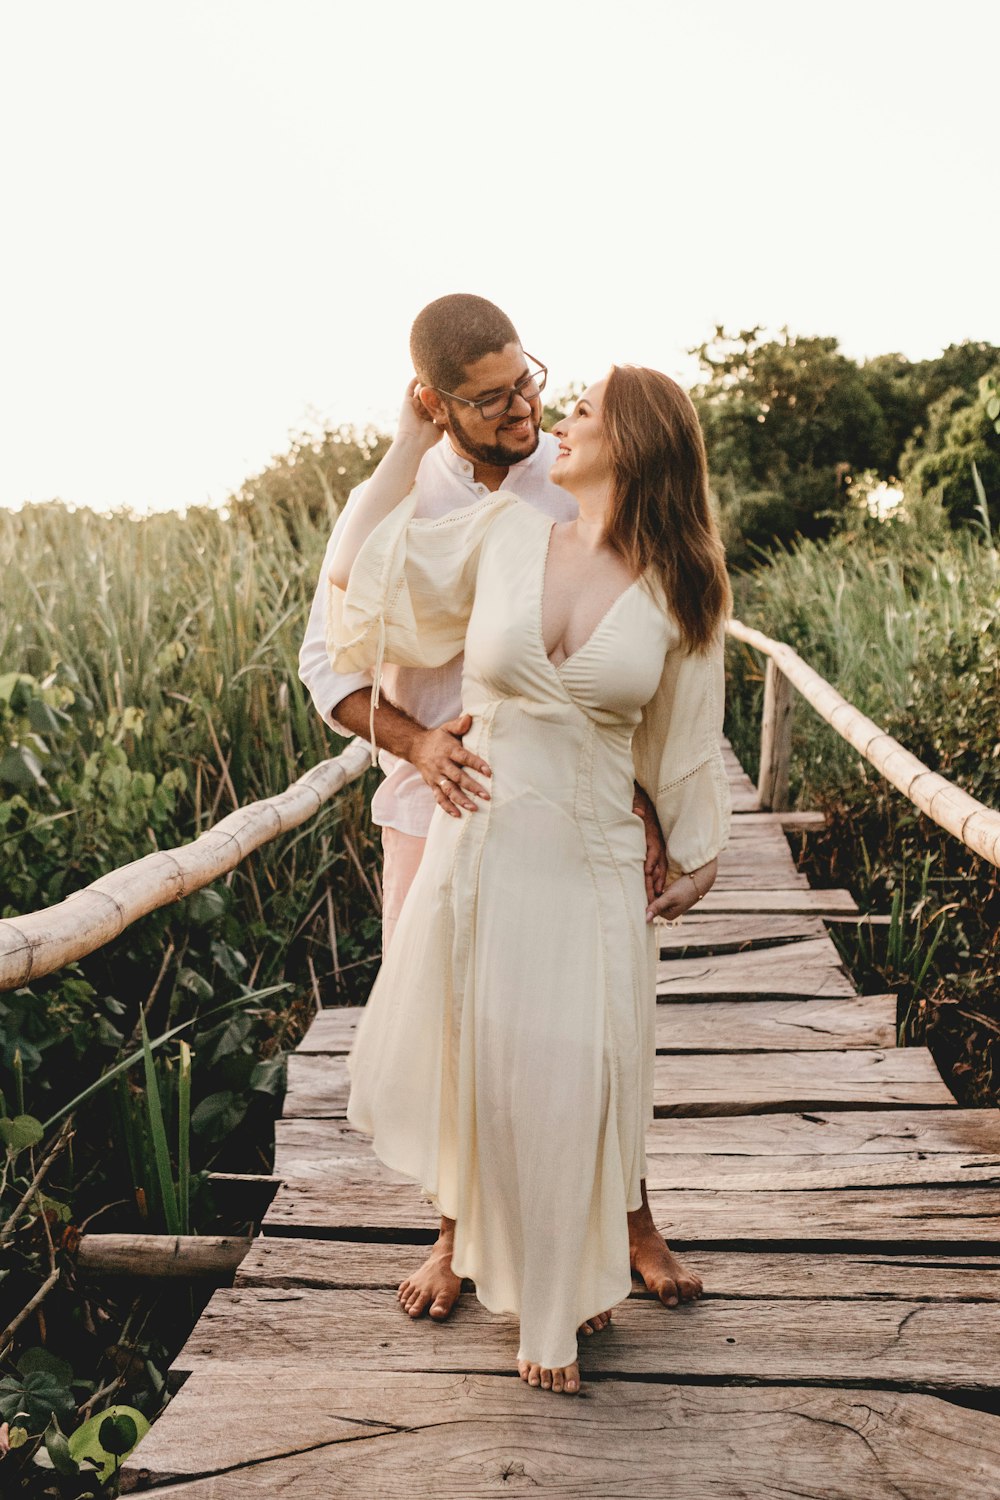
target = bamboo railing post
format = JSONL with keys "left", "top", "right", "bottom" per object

{"left": 758, "top": 657, "right": 794, "bottom": 811}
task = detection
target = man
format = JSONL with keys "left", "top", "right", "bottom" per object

{"left": 299, "top": 293, "right": 703, "bottom": 1322}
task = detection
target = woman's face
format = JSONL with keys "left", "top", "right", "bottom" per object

{"left": 550, "top": 377, "right": 611, "bottom": 492}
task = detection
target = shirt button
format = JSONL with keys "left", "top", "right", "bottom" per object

{"left": 476, "top": 484, "right": 487, "bottom": 495}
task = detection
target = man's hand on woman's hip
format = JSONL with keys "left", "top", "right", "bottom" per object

{"left": 411, "top": 714, "right": 492, "bottom": 818}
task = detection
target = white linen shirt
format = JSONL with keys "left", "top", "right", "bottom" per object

{"left": 298, "top": 429, "right": 576, "bottom": 837}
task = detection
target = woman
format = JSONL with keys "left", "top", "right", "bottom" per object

{"left": 327, "top": 365, "right": 732, "bottom": 1395}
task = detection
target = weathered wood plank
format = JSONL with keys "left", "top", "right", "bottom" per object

{"left": 170, "top": 1285, "right": 1000, "bottom": 1390}
{"left": 645, "top": 1151, "right": 1000, "bottom": 1191}
{"left": 236, "top": 1236, "right": 1000, "bottom": 1301}
{"left": 284, "top": 1048, "right": 954, "bottom": 1122}
{"left": 714, "top": 865, "right": 810, "bottom": 890}
{"left": 641, "top": 1108, "right": 1000, "bottom": 1157}
{"left": 658, "top": 912, "right": 829, "bottom": 953}
{"left": 299, "top": 1008, "right": 361, "bottom": 1054}
{"left": 271, "top": 1138, "right": 999, "bottom": 1195}
{"left": 300, "top": 995, "right": 899, "bottom": 1058}
{"left": 738, "top": 811, "right": 828, "bottom": 831}
{"left": 696, "top": 889, "right": 858, "bottom": 914}
{"left": 652, "top": 1049, "right": 954, "bottom": 1115}
{"left": 275, "top": 1110, "right": 996, "bottom": 1183}
{"left": 122, "top": 1370, "right": 1000, "bottom": 1499}
{"left": 656, "top": 937, "right": 855, "bottom": 998}
{"left": 284, "top": 1055, "right": 349, "bottom": 1117}
{"left": 654, "top": 996, "right": 898, "bottom": 1050}
{"left": 262, "top": 1176, "right": 1000, "bottom": 1245}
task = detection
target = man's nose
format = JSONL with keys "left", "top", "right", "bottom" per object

{"left": 507, "top": 389, "right": 533, "bottom": 418}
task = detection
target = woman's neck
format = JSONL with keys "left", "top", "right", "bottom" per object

{"left": 567, "top": 483, "right": 612, "bottom": 549}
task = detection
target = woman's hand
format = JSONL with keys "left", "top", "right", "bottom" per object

{"left": 633, "top": 784, "right": 667, "bottom": 905}
{"left": 398, "top": 376, "right": 444, "bottom": 451}
{"left": 330, "top": 378, "right": 443, "bottom": 588}
{"left": 645, "top": 857, "right": 717, "bottom": 924}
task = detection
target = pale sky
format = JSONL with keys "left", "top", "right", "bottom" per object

{"left": 2, "top": 0, "right": 997, "bottom": 513}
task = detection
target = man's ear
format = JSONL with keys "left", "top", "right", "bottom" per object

{"left": 419, "top": 384, "right": 448, "bottom": 427}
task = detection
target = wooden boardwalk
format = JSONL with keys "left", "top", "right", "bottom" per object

{"left": 123, "top": 742, "right": 1000, "bottom": 1497}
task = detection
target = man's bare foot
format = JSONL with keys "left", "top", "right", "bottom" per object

{"left": 518, "top": 1357, "right": 581, "bottom": 1394}
{"left": 397, "top": 1219, "right": 461, "bottom": 1320}
{"left": 628, "top": 1188, "right": 703, "bottom": 1307}
{"left": 579, "top": 1309, "right": 612, "bottom": 1335}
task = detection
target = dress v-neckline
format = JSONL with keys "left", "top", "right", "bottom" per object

{"left": 538, "top": 519, "right": 643, "bottom": 674}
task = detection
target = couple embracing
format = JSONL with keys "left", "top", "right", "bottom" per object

{"left": 299, "top": 294, "right": 731, "bottom": 1395}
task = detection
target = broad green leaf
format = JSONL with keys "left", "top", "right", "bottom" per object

{"left": 187, "top": 887, "right": 227, "bottom": 925}
{"left": 44, "top": 1414, "right": 79, "bottom": 1475}
{"left": 99, "top": 1411, "right": 138, "bottom": 1454}
{"left": 0, "top": 1113, "right": 44, "bottom": 1152}
{"left": 67, "top": 1404, "right": 149, "bottom": 1482}
{"left": 249, "top": 1056, "right": 286, "bottom": 1096}
{"left": 0, "top": 743, "right": 46, "bottom": 793}
{"left": 177, "top": 967, "right": 214, "bottom": 1002}
{"left": 18, "top": 1349, "right": 73, "bottom": 1385}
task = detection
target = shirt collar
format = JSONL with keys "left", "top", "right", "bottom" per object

{"left": 439, "top": 428, "right": 558, "bottom": 481}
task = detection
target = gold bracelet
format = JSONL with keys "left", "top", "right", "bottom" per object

{"left": 688, "top": 870, "right": 705, "bottom": 902}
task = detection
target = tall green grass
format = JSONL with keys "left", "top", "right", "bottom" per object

{"left": 726, "top": 496, "right": 1000, "bottom": 1103}
{"left": 0, "top": 493, "right": 382, "bottom": 996}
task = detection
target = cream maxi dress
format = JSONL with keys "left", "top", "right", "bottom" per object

{"left": 327, "top": 489, "right": 730, "bottom": 1370}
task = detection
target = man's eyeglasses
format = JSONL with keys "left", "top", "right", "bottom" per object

{"left": 433, "top": 354, "right": 548, "bottom": 422}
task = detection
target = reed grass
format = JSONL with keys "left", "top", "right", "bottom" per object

{"left": 0, "top": 493, "right": 383, "bottom": 1001}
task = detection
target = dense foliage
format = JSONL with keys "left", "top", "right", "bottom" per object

{"left": 693, "top": 328, "right": 1000, "bottom": 563}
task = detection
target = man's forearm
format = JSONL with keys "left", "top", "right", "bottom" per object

{"left": 333, "top": 687, "right": 427, "bottom": 763}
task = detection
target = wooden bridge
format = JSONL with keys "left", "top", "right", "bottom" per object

{"left": 4, "top": 624, "right": 1000, "bottom": 1495}
{"left": 117, "top": 734, "right": 1000, "bottom": 1496}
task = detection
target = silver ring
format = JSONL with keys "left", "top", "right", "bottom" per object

{"left": 439, "top": 777, "right": 450, "bottom": 790}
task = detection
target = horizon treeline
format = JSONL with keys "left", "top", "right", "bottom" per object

{"left": 230, "top": 328, "right": 1000, "bottom": 567}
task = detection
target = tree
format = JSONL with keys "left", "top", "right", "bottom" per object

{"left": 229, "top": 424, "right": 391, "bottom": 543}
{"left": 900, "top": 370, "right": 1000, "bottom": 527}
{"left": 691, "top": 327, "right": 889, "bottom": 550}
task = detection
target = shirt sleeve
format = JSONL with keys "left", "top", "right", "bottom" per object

{"left": 298, "top": 484, "right": 374, "bottom": 746}
{"left": 327, "top": 489, "right": 518, "bottom": 758}
{"left": 632, "top": 625, "right": 731, "bottom": 880}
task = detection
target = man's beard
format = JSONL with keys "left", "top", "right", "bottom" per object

{"left": 446, "top": 405, "right": 541, "bottom": 467}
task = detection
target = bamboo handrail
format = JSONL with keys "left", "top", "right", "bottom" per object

{"left": 0, "top": 738, "right": 372, "bottom": 993}
{"left": 727, "top": 617, "right": 1000, "bottom": 869}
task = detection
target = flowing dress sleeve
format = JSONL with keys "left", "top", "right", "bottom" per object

{"left": 326, "top": 488, "right": 518, "bottom": 759}
{"left": 632, "top": 623, "right": 731, "bottom": 881}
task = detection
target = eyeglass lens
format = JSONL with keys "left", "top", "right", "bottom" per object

{"left": 479, "top": 367, "right": 547, "bottom": 420}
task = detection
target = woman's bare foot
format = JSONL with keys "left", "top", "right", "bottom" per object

{"left": 397, "top": 1218, "right": 461, "bottom": 1320}
{"left": 628, "top": 1186, "right": 703, "bottom": 1307}
{"left": 579, "top": 1309, "right": 612, "bottom": 1335}
{"left": 517, "top": 1357, "right": 581, "bottom": 1394}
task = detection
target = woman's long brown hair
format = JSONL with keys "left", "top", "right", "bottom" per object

{"left": 602, "top": 365, "right": 732, "bottom": 654}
